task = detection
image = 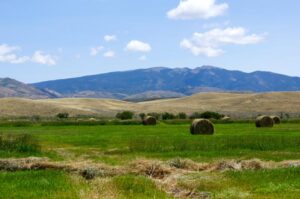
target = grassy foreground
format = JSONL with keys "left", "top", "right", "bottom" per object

{"left": 0, "top": 122, "right": 300, "bottom": 198}
{"left": 0, "top": 170, "right": 88, "bottom": 199}
{"left": 1, "top": 123, "right": 300, "bottom": 162}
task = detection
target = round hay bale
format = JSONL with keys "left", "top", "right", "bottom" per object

{"left": 88, "top": 118, "right": 97, "bottom": 122}
{"left": 190, "top": 119, "right": 214, "bottom": 135}
{"left": 143, "top": 116, "right": 157, "bottom": 126}
{"left": 270, "top": 116, "right": 281, "bottom": 124}
{"left": 255, "top": 115, "right": 274, "bottom": 128}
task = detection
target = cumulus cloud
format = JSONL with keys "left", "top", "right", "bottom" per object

{"left": 31, "top": 51, "right": 56, "bottom": 65}
{"left": 0, "top": 44, "right": 55, "bottom": 65}
{"left": 90, "top": 46, "right": 104, "bottom": 56}
{"left": 125, "top": 40, "right": 151, "bottom": 52}
{"left": 0, "top": 44, "right": 30, "bottom": 64}
{"left": 181, "top": 27, "right": 265, "bottom": 57}
{"left": 167, "top": 0, "right": 228, "bottom": 20}
{"left": 103, "top": 50, "right": 116, "bottom": 58}
{"left": 104, "top": 35, "right": 117, "bottom": 42}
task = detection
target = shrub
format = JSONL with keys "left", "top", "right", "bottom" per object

{"left": 161, "top": 112, "right": 176, "bottom": 120}
{"left": 56, "top": 112, "right": 69, "bottom": 119}
{"left": 139, "top": 113, "right": 146, "bottom": 120}
{"left": 189, "top": 111, "right": 223, "bottom": 120}
{"left": 177, "top": 112, "right": 187, "bottom": 119}
{"left": 189, "top": 112, "right": 202, "bottom": 119}
{"left": 116, "top": 111, "right": 134, "bottom": 120}
{"left": 200, "top": 111, "right": 223, "bottom": 120}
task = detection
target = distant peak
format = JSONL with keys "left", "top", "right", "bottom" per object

{"left": 0, "top": 77, "right": 14, "bottom": 81}
{"left": 0, "top": 77, "right": 20, "bottom": 83}
{"left": 144, "top": 67, "right": 168, "bottom": 72}
{"left": 199, "top": 65, "right": 220, "bottom": 70}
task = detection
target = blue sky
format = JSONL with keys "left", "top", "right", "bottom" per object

{"left": 0, "top": 0, "right": 299, "bottom": 83}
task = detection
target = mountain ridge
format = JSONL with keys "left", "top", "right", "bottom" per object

{"left": 0, "top": 78, "right": 58, "bottom": 99}
{"left": 32, "top": 66, "right": 300, "bottom": 99}
{"left": 1, "top": 66, "right": 300, "bottom": 100}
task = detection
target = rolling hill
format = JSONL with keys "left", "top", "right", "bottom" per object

{"left": 1, "top": 92, "right": 300, "bottom": 119}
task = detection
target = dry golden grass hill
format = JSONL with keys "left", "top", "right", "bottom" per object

{"left": 1, "top": 92, "right": 300, "bottom": 118}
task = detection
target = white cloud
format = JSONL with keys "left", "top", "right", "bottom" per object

{"left": 0, "top": 44, "right": 56, "bottom": 65}
{"left": 103, "top": 50, "right": 116, "bottom": 58}
{"left": 0, "top": 44, "right": 19, "bottom": 55}
{"left": 139, "top": 55, "right": 147, "bottom": 61}
{"left": 181, "top": 27, "right": 265, "bottom": 57}
{"left": 31, "top": 51, "right": 56, "bottom": 65}
{"left": 0, "top": 44, "right": 30, "bottom": 64}
{"left": 125, "top": 40, "right": 152, "bottom": 52}
{"left": 104, "top": 35, "right": 117, "bottom": 42}
{"left": 90, "top": 46, "right": 104, "bottom": 56}
{"left": 167, "top": 0, "right": 228, "bottom": 20}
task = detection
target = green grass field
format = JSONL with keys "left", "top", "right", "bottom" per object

{"left": 0, "top": 122, "right": 300, "bottom": 198}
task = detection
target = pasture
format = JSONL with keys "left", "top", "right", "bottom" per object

{"left": 0, "top": 122, "right": 300, "bottom": 198}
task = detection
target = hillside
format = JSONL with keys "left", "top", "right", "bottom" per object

{"left": 0, "top": 78, "right": 58, "bottom": 99}
{"left": 1, "top": 92, "right": 300, "bottom": 118}
{"left": 32, "top": 66, "right": 300, "bottom": 99}
{"left": 123, "top": 91, "right": 185, "bottom": 102}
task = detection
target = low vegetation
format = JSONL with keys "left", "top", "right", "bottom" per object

{"left": 0, "top": 170, "right": 88, "bottom": 199}
{"left": 56, "top": 112, "right": 69, "bottom": 119}
{"left": 116, "top": 111, "right": 135, "bottom": 120}
{"left": 0, "top": 134, "right": 40, "bottom": 153}
{"left": 189, "top": 111, "right": 224, "bottom": 120}
{"left": 112, "top": 175, "right": 169, "bottom": 198}
{"left": 0, "top": 119, "right": 300, "bottom": 198}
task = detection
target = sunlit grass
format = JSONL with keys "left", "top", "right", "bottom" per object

{"left": 0, "top": 170, "right": 88, "bottom": 199}
{"left": 0, "top": 122, "right": 300, "bottom": 198}
{"left": 177, "top": 168, "right": 300, "bottom": 199}
{"left": 1, "top": 123, "right": 300, "bottom": 161}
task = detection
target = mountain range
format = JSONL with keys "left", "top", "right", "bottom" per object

{"left": 1, "top": 66, "right": 300, "bottom": 100}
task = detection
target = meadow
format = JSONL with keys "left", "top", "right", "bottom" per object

{"left": 0, "top": 121, "right": 300, "bottom": 198}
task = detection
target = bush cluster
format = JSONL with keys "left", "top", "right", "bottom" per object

{"left": 137, "top": 111, "right": 222, "bottom": 120}
{"left": 189, "top": 111, "right": 224, "bottom": 120}
{"left": 56, "top": 112, "right": 69, "bottom": 119}
{"left": 116, "top": 111, "right": 135, "bottom": 120}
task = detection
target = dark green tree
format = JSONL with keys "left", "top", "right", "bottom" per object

{"left": 116, "top": 111, "right": 134, "bottom": 120}
{"left": 56, "top": 112, "right": 69, "bottom": 119}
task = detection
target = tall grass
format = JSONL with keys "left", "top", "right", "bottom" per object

{"left": 129, "top": 135, "right": 300, "bottom": 153}
{"left": 113, "top": 175, "right": 170, "bottom": 198}
{"left": 0, "top": 170, "right": 87, "bottom": 199}
{"left": 0, "top": 134, "right": 40, "bottom": 153}
{"left": 0, "top": 119, "right": 142, "bottom": 127}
